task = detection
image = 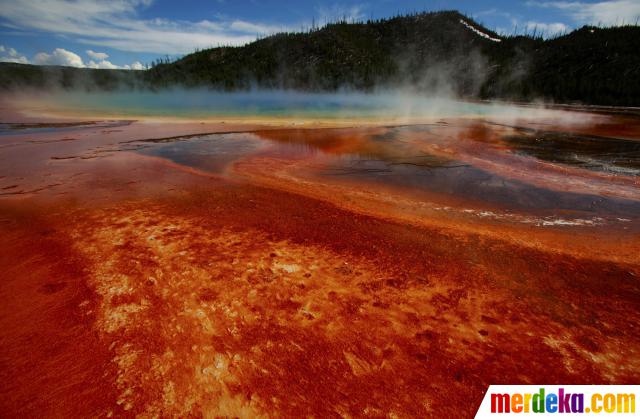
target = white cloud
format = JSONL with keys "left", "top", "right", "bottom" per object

{"left": 4, "top": 46, "right": 19, "bottom": 57}
{"left": 86, "top": 49, "right": 109, "bottom": 60}
{"left": 34, "top": 48, "right": 84, "bottom": 67}
{"left": 0, "top": 0, "right": 297, "bottom": 54}
{"left": 87, "top": 59, "right": 118, "bottom": 69}
{"left": 23, "top": 46, "right": 143, "bottom": 70}
{"left": 0, "top": 43, "right": 147, "bottom": 69}
{"left": 129, "top": 61, "right": 145, "bottom": 70}
{"left": 121, "top": 61, "right": 145, "bottom": 70}
{"left": 525, "top": 21, "right": 569, "bottom": 36}
{"left": 194, "top": 20, "right": 224, "bottom": 31}
{"left": 527, "top": 1, "right": 640, "bottom": 26}
{"left": 87, "top": 58, "right": 145, "bottom": 70}
{"left": 0, "top": 44, "right": 30, "bottom": 64}
{"left": 0, "top": 55, "right": 30, "bottom": 64}
{"left": 229, "top": 20, "right": 290, "bottom": 35}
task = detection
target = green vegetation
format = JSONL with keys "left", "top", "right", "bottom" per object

{"left": 1, "top": 11, "right": 639, "bottom": 106}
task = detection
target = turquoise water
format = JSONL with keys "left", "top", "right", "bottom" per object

{"left": 32, "top": 90, "right": 555, "bottom": 119}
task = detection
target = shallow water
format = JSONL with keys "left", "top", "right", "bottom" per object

{"left": 503, "top": 129, "right": 640, "bottom": 175}
{"left": 2, "top": 90, "right": 601, "bottom": 121}
{"left": 139, "top": 123, "right": 640, "bottom": 225}
{"left": 0, "top": 120, "right": 131, "bottom": 136}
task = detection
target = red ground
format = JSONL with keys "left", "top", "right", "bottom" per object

{"left": 0, "top": 117, "right": 639, "bottom": 417}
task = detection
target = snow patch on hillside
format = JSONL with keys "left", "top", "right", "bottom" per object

{"left": 459, "top": 19, "right": 501, "bottom": 43}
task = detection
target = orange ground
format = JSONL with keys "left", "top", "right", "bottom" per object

{"left": 1, "top": 115, "right": 639, "bottom": 418}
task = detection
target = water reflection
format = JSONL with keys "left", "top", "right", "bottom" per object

{"left": 502, "top": 129, "right": 640, "bottom": 176}
{"left": 139, "top": 124, "right": 640, "bottom": 221}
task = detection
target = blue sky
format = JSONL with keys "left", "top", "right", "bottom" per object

{"left": 1, "top": 0, "right": 639, "bottom": 69}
